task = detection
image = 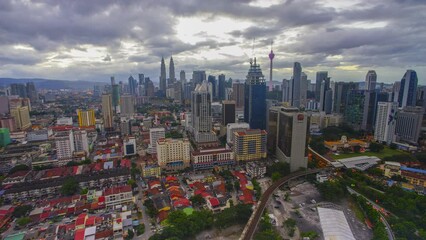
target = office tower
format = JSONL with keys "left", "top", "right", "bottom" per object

{"left": 344, "top": 90, "right": 365, "bottom": 130}
{"left": 0, "top": 96, "right": 9, "bottom": 114}
{"left": 374, "top": 102, "right": 397, "bottom": 144}
{"left": 157, "top": 138, "right": 191, "bottom": 170}
{"left": 226, "top": 122, "right": 250, "bottom": 145}
{"left": 128, "top": 76, "right": 137, "bottom": 95}
{"left": 26, "top": 82, "right": 37, "bottom": 103}
{"left": 191, "top": 81, "right": 217, "bottom": 143}
{"left": 324, "top": 89, "right": 333, "bottom": 114}
{"left": 138, "top": 74, "right": 145, "bottom": 85}
{"left": 398, "top": 70, "right": 418, "bottom": 107}
{"left": 145, "top": 78, "right": 155, "bottom": 97}
{"left": 0, "top": 128, "right": 11, "bottom": 147}
{"left": 272, "top": 107, "right": 308, "bottom": 172}
{"left": 120, "top": 95, "right": 134, "bottom": 117}
{"left": 361, "top": 90, "right": 378, "bottom": 131}
{"left": 208, "top": 75, "right": 217, "bottom": 99}
{"left": 233, "top": 129, "right": 267, "bottom": 161}
{"left": 192, "top": 71, "right": 206, "bottom": 85}
{"left": 159, "top": 57, "right": 167, "bottom": 94}
{"left": 319, "top": 77, "right": 332, "bottom": 114}
{"left": 77, "top": 109, "right": 96, "bottom": 127}
{"left": 169, "top": 56, "right": 176, "bottom": 84}
{"left": 10, "top": 106, "right": 31, "bottom": 130}
{"left": 0, "top": 117, "right": 16, "bottom": 132}
{"left": 290, "top": 62, "right": 302, "bottom": 107}
{"left": 110, "top": 76, "right": 115, "bottom": 85}
{"left": 315, "top": 71, "right": 328, "bottom": 102}
{"left": 149, "top": 127, "right": 165, "bottom": 153}
{"left": 138, "top": 74, "right": 145, "bottom": 96}
{"left": 73, "top": 130, "right": 89, "bottom": 153}
{"left": 218, "top": 74, "right": 226, "bottom": 101}
{"left": 268, "top": 44, "right": 275, "bottom": 92}
{"left": 120, "top": 120, "right": 131, "bottom": 136}
{"left": 395, "top": 106, "right": 423, "bottom": 144}
{"left": 222, "top": 100, "right": 236, "bottom": 125}
{"left": 365, "top": 70, "right": 377, "bottom": 91}
{"left": 10, "top": 84, "right": 27, "bottom": 98}
{"left": 173, "top": 81, "right": 182, "bottom": 103}
{"left": 282, "top": 79, "right": 290, "bottom": 102}
{"left": 300, "top": 72, "right": 308, "bottom": 107}
{"left": 183, "top": 82, "right": 193, "bottom": 103}
{"left": 333, "top": 82, "right": 358, "bottom": 114}
{"left": 55, "top": 130, "right": 75, "bottom": 160}
{"left": 232, "top": 81, "right": 245, "bottom": 108}
{"left": 93, "top": 85, "right": 102, "bottom": 97}
{"left": 180, "top": 70, "right": 186, "bottom": 84}
{"left": 244, "top": 58, "right": 267, "bottom": 130}
{"left": 392, "top": 82, "right": 401, "bottom": 103}
{"left": 102, "top": 94, "right": 114, "bottom": 129}
{"left": 111, "top": 84, "right": 120, "bottom": 112}
{"left": 123, "top": 136, "right": 137, "bottom": 156}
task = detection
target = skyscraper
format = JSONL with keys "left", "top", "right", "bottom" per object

{"left": 232, "top": 81, "right": 245, "bottom": 108}
{"left": 0, "top": 96, "right": 9, "bottom": 114}
{"left": 26, "top": 82, "right": 37, "bottom": 103}
{"left": 111, "top": 84, "right": 120, "bottom": 113}
{"left": 0, "top": 128, "right": 11, "bottom": 147}
{"left": 55, "top": 130, "right": 75, "bottom": 160}
{"left": 395, "top": 106, "right": 423, "bottom": 144}
{"left": 180, "top": 70, "right": 186, "bottom": 84}
{"left": 218, "top": 74, "right": 226, "bottom": 101}
{"left": 344, "top": 90, "right": 365, "bottom": 130}
{"left": 169, "top": 56, "right": 175, "bottom": 84}
{"left": 10, "top": 106, "right": 31, "bottom": 130}
{"left": 192, "top": 71, "right": 206, "bottom": 85}
{"left": 73, "top": 130, "right": 89, "bottom": 154}
{"left": 222, "top": 100, "right": 236, "bottom": 125}
{"left": 300, "top": 72, "right": 308, "bottom": 107}
{"left": 365, "top": 70, "right": 377, "bottom": 91}
{"left": 102, "top": 94, "right": 113, "bottom": 130}
{"left": 374, "top": 102, "right": 397, "bottom": 144}
{"left": 290, "top": 62, "right": 302, "bottom": 108}
{"left": 150, "top": 127, "right": 165, "bottom": 153}
{"left": 315, "top": 71, "right": 328, "bottom": 102}
{"left": 10, "top": 84, "right": 27, "bottom": 98}
{"left": 282, "top": 79, "right": 290, "bottom": 102}
{"left": 191, "top": 80, "right": 217, "bottom": 143}
{"left": 208, "top": 75, "right": 217, "bottom": 99}
{"left": 333, "top": 82, "right": 358, "bottom": 114}
{"left": 244, "top": 58, "right": 267, "bottom": 130}
{"left": 128, "top": 75, "right": 137, "bottom": 95}
{"left": 120, "top": 95, "right": 135, "bottom": 117}
{"left": 160, "top": 57, "right": 167, "bottom": 93}
{"left": 138, "top": 73, "right": 145, "bottom": 96}
{"left": 319, "top": 76, "right": 331, "bottom": 113}
{"left": 398, "top": 70, "right": 418, "bottom": 107}
{"left": 77, "top": 109, "right": 96, "bottom": 127}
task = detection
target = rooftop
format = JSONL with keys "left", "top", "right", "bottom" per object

{"left": 317, "top": 207, "right": 356, "bottom": 240}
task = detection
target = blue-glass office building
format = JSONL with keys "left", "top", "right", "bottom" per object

{"left": 244, "top": 58, "right": 267, "bottom": 130}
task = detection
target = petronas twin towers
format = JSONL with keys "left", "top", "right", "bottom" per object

{"left": 159, "top": 56, "right": 176, "bottom": 93}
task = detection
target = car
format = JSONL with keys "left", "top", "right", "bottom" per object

{"left": 274, "top": 205, "right": 280, "bottom": 209}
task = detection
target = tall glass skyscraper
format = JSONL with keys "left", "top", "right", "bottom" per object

{"left": 398, "top": 70, "right": 418, "bottom": 107}
{"left": 244, "top": 58, "right": 267, "bottom": 130}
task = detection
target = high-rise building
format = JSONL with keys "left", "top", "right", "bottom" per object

{"left": 102, "top": 94, "right": 113, "bottom": 130}
{"left": 124, "top": 136, "right": 137, "bottom": 156}
{"left": 333, "top": 82, "right": 358, "bottom": 114}
{"left": 0, "top": 117, "right": 16, "bottom": 132}
{"left": 149, "top": 127, "right": 165, "bottom": 153}
{"left": 273, "top": 107, "right": 308, "bottom": 172}
{"left": 282, "top": 79, "right": 290, "bottom": 102}
{"left": 398, "top": 70, "right": 418, "bottom": 108}
{"left": 361, "top": 90, "right": 378, "bottom": 131}
{"left": 226, "top": 122, "right": 250, "bottom": 145}
{"left": 111, "top": 84, "right": 120, "bottom": 112}
{"left": 77, "top": 109, "right": 96, "bottom": 127}
{"left": 10, "top": 106, "right": 31, "bottom": 130}
{"left": 73, "top": 130, "right": 89, "bottom": 154}
{"left": 0, "top": 96, "right": 9, "bottom": 114}
{"left": 26, "top": 82, "right": 38, "bottom": 103}
{"left": 10, "top": 84, "right": 27, "bottom": 98}
{"left": 244, "top": 58, "right": 267, "bottom": 130}
{"left": 0, "top": 128, "right": 11, "bottom": 147}
{"left": 138, "top": 74, "right": 145, "bottom": 96}
{"left": 120, "top": 95, "right": 134, "bottom": 117}
{"left": 344, "top": 90, "right": 365, "bottom": 130}
{"left": 395, "top": 106, "right": 423, "bottom": 144}
{"left": 218, "top": 74, "right": 226, "bottom": 101}
{"left": 157, "top": 138, "right": 190, "bottom": 171}
{"left": 180, "top": 70, "right": 186, "bottom": 84}
{"left": 315, "top": 71, "right": 328, "bottom": 102}
{"left": 208, "top": 75, "right": 217, "bottom": 99}
{"left": 232, "top": 81, "right": 245, "bottom": 108}
{"left": 160, "top": 57, "right": 167, "bottom": 93}
{"left": 191, "top": 81, "right": 217, "bottom": 143}
{"left": 55, "top": 130, "right": 75, "bottom": 160}
{"left": 374, "top": 102, "right": 397, "bottom": 144}
{"left": 111, "top": 76, "right": 116, "bottom": 85}
{"left": 290, "top": 62, "right": 302, "bottom": 108}
{"left": 300, "top": 72, "right": 308, "bottom": 107}
{"left": 365, "top": 70, "right": 377, "bottom": 91}
{"left": 128, "top": 76, "right": 137, "bottom": 95}
{"left": 173, "top": 81, "right": 182, "bottom": 103}
{"left": 192, "top": 71, "right": 206, "bottom": 85}
{"left": 120, "top": 120, "right": 131, "bottom": 136}
{"left": 145, "top": 78, "right": 155, "bottom": 97}
{"left": 222, "top": 100, "right": 236, "bottom": 125}
{"left": 319, "top": 77, "right": 332, "bottom": 114}
{"left": 169, "top": 56, "right": 175, "bottom": 84}
{"left": 233, "top": 129, "right": 267, "bottom": 162}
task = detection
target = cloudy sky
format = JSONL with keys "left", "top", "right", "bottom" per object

{"left": 1, "top": 0, "right": 425, "bottom": 84}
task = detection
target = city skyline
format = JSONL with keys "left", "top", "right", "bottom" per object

{"left": 0, "top": 0, "right": 425, "bottom": 84}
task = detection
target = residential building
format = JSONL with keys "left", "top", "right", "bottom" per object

{"left": 398, "top": 70, "right": 418, "bottom": 107}
{"left": 0, "top": 117, "right": 16, "bottom": 132}
{"left": 27, "top": 129, "right": 52, "bottom": 142}
{"left": 0, "top": 96, "right": 9, "bottom": 114}
{"left": 374, "top": 102, "right": 398, "bottom": 144}
{"left": 191, "top": 81, "right": 217, "bottom": 143}
{"left": 244, "top": 58, "right": 267, "bottom": 130}
{"left": 191, "top": 147, "right": 234, "bottom": 170}
{"left": 74, "top": 130, "right": 89, "bottom": 154}
{"left": 77, "top": 109, "right": 96, "bottom": 127}
{"left": 102, "top": 94, "right": 113, "bottom": 129}
{"left": 149, "top": 128, "right": 165, "bottom": 153}
{"left": 232, "top": 81, "right": 245, "bottom": 108}
{"left": 226, "top": 123, "right": 250, "bottom": 145}
{"left": 103, "top": 185, "right": 133, "bottom": 209}
{"left": 222, "top": 100, "right": 236, "bottom": 125}
{"left": 246, "top": 161, "right": 267, "bottom": 178}
{"left": 383, "top": 161, "right": 401, "bottom": 178}
{"left": 123, "top": 137, "right": 136, "bottom": 156}
{"left": 395, "top": 106, "right": 423, "bottom": 144}
{"left": 233, "top": 129, "right": 267, "bottom": 162}
{"left": 140, "top": 162, "right": 161, "bottom": 178}
{"left": 0, "top": 128, "right": 11, "bottom": 147}
{"left": 120, "top": 95, "right": 134, "bottom": 117}
{"left": 55, "top": 130, "right": 75, "bottom": 160}
{"left": 56, "top": 117, "right": 73, "bottom": 125}
{"left": 10, "top": 106, "right": 31, "bottom": 130}
{"left": 156, "top": 138, "right": 191, "bottom": 171}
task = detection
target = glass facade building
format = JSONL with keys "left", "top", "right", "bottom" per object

{"left": 244, "top": 58, "right": 267, "bottom": 130}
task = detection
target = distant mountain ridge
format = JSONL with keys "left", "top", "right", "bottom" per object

{"left": 0, "top": 78, "right": 107, "bottom": 90}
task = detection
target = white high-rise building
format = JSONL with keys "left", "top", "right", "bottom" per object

{"left": 365, "top": 70, "right": 377, "bottom": 91}
{"left": 55, "top": 130, "right": 75, "bottom": 160}
{"left": 124, "top": 137, "right": 137, "bottom": 156}
{"left": 73, "top": 130, "right": 89, "bottom": 154}
{"left": 191, "top": 80, "right": 217, "bottom": 143}
{"left": 149, "top": 127, "right": 165, "bottom": 153}
{"left": 226, "top": 122, "right": 250, "bottom": 145}
{"left": 395, "top": 106, "right": 423, "bottom": 144}
{"left": 156, "top": 138, "right": 191, "bottom": 170}
{"left": 374, "top": 102, "right": 397, "bottom": 144}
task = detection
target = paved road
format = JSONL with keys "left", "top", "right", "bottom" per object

{"left": 347, "top": 187, "right": 395, "bottom": 240}
{"left": 135, "top": 182, "right": 154, "bottom": 240}
{"left": 240, "top": 168, "right": 325, "bottom": 240}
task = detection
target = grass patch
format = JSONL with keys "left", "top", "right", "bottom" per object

{"left": 348, "top": 198, "right": 365, "bottom": 222}
{"left": 330, "top": 147, "right": 409, "bottom": 160}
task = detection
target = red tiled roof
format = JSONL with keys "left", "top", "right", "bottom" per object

{"left": 173, "top": 198, "right": 191, "bottom": 208}
{"left": 157, "top": 211, "right": 168, "bottom": 222}
{"left": 208, "top": 198, "right": 220, "bottom": 207}
{"left": 103, "top": 185, "right": 132, "bottom": 196}
{"left": 7, "top": 170, "right": 30, "bottom": 178}
{"left": 74, "top": 228, "right": 85, "bottom": 240}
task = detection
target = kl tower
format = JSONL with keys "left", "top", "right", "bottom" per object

{"left": 268, "top": 41, "right": 275, "bottom": 92}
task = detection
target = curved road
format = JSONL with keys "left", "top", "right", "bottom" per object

{"left": 240, "top": 168, "right": 325, "bottom": 240}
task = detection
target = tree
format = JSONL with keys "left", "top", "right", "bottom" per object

{"left": 13, "top": 205, "right": 32, "bottom": 218}
{"left": 126, "top": 229, "right": 134, "bottom": 240}
{"left": 317, "top": 180, "right": 346, "bottom": 202}
{"left": 61, "top": 177, "right": 79, "bottom": 196}
{"left": 271, "top": 172, "right": 282, "bottom": 182}
{"left": 8, "top": 164, "right": 30, "bottom": 175}
{"left": 310, "top": 136, "right": 327, "bottom": 155}
{"left": 190, "top": 194, "right": 206, "bottom": 207}
{"left": 134, "top": 224, "right": 145, "bottom": 236}
{"left": 369, "top": 142, "right": 384, "bottom": 153}
{"left": 266, "top": 162, "right": 290, "bottom": 177}
{"left": 17, "top": 217, "right": 31, "bottom": 226}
